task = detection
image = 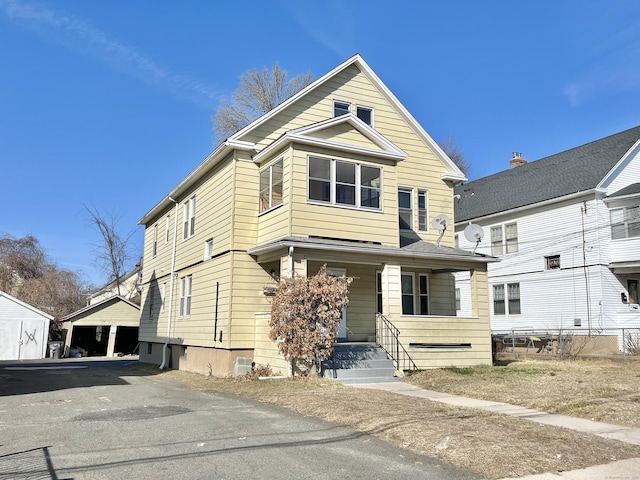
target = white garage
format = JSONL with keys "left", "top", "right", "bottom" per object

{"left": 0, "top": 291, "right": 52, "bottom": 360}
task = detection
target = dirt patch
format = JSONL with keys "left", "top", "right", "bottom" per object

{"left": 130, "top": 360, "right": 640, "bottom": 479}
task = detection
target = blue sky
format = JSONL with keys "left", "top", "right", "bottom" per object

{"left": 1, "top": 0, "right": 639, "bottom": 286}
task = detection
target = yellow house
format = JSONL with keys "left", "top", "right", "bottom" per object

{"left": 137, "top": 54, "right": 498, "bottom": 377}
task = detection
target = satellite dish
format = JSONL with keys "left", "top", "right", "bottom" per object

{"left": 431, "top": 214, "right": 450, "bottom": 232}
{"left": 431, "top": 214, "right": 450, "bottom": 246}
{"left": 463, "top": 223, "right": 484, "bottom": 253}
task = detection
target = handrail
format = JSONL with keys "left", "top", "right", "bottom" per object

{"left": 375, "top": 314, "right": 417, "bottom": 371}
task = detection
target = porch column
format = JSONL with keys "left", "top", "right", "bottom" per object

{"left": 279, "top": 250, "right": 307, "bottom": 278}
{"left": 381, "top": 263, "right": 402, "bottom": 318}
{"left": 470, "top": 266, "right": 490, "bottom": 321}
{"left": 107, "top": 325, "right": 117, "bottom": 357}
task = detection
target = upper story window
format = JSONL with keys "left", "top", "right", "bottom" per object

{"left": 183, "top": 196, "right": 196, "bottom": 240}
{"left": 334, "top": 101, "right": 350, "bottom": 117}
{"left": 398, "top": 188, "right": 412, "bottom": 230}
{"left": 356, "top": 106, "right": 372, "bottom": 125}
{"left": 611, "top": 205, "right": 640, "bottom": 239}
{"left": 308, "top": 156, "right": 381, "bottom": 210}
{"left": 332, "top": 101, "right": 373, "bottom": 125}
{"left": 165, "top": 214, "right": 170, "bottom": 244}
{"left": 418, "top": 189, "right": 429, "bottom": 232}
{"left": 491, "top": 222, "right": 518, "bottom": 255}
{"left": 545, "top": 255, "right": 561, "bottom": 270}
{"left": 152, "top": 224, "right": 158, "bottom": 257}
{"left": 259, "top": 158, "right": 284, "bottom": 213}
{"left": 204, "top": 238, "right": 214, "bottom": 260}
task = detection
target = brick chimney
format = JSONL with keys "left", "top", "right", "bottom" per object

{"left": 510, "top": 152, "right": 527, "bottom": 169}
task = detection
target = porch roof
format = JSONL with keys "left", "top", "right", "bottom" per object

{"left": 248, "top": 236, "right": 499, "bottom": 266}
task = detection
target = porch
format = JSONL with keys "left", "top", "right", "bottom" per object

{"left": 249, "top": 236, "right": 496, "bottom": 375}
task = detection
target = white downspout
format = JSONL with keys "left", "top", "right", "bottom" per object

{"left": 288, "top": 246, "right": 294, "bottom": 278}
{"left": 160, "top": 197, "right": 180, "bottom": 370}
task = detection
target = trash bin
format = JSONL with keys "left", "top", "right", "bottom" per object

{"left": 48, "top": 341, "right": 62, "bottom": 359}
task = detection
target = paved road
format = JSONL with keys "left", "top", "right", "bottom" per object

{"left": 0, "top": 358, "right": 482, "bottom": 480}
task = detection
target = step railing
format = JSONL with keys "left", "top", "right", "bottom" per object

{"left": 375, "top": 314, "right": 417, "bottom": 371}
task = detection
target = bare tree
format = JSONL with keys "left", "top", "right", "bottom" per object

{"left": 86, "top": 207, "right": 135, "bottom": 296}
{"left": 439, "top": 133, "right": 471, "bottom": 176}
{"left": 212, "top": 62, "right": 313, "bottom": 143}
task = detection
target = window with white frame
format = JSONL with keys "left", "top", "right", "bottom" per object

{"left": 356, "top": 106, "right": 372, "bottom": 125}
{"left": 259, "top": 158, "right": 284, "bottom": 213}
{"left": 179, "top": 275, "right": 192, "bottom": 317}
{"left": 493, "top": 284, "right": 505, "bottom": 314}
{"left": 401, "top": 273, "right": 414, "bottom": 315}
{"left": 204, "top": 238, "right": 214, "bottom": 260}
{"left": 491, "top": 223, "right": 518, "bottom": 255}
{"left": 493, "top": 283, "right": 521, "bottom": 315}
{"left": 418, "top": 190, "right": 429, "bottom": 231}
{"left": 398, "top": 188, "right": 412, "bottom": 230}
{"left": 418, "top": 273, "right": 429, "bottom": 315}
{"left": 455, "top": 288, "right": 461, "bottom": 311}
{"left": 545, "top": 255, "right": 561, "bottom": 270}
{"left": 505, "top": 223, "right": 519, "bottom": 253}
{"left": 308, "top": 156, "right": 381, "bottom": 210}
{"left": 610, "top": 206, "right": 640, "bottom": 239}
{"left": 183, "top": 196, "right": 196, "bottom": 240}
{"left": 628, "top": 279, "right": 639, "bottom": 305}
{"left": 333, "top": 101, "right": 350, "bottom": 117}
{"left": 165, "top": 214, "right": 170, "bottom": 244}
{"left": 152, "top": 224, "right": 158, "bottom": 257}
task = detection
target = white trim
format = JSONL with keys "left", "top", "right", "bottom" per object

{"left": 252, "top": 113, "right": 406, "bottom": 164}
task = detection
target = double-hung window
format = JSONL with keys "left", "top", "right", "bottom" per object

{"left": 183, "top": 196, "right": 196, "bottom": 240}
{"left": 179, "top": 275, "right": 192, "bottom": 317}
{"left": 611, "top": 206, "right": 640, "bottom": 239}
{"left": 493, "top": 283, "right": 521, "bottom": 315}
{"left": 398, "top": 188, "right": 412, "bottom": 230}
{"left": 418, "top": 190, "right": 428, "bottom": 231}
{"left": 418, "top": 274, "right": 429, "bottom": 315}
{"left": 401, "top": 273, "right": 414, "bottom": 315}
{"left": 259, "top": 159, "right": 284, "bottom": 213}
{"left": 308, "top": 156, "right": 381, "bottom": 210}
{"left": 491, "top": 223, "right": 518, "bottom": 255}
{"left": 152, "top": 224, "right": 158, "bottom": 257}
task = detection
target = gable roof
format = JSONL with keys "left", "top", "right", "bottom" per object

{"left": 0, "top": 290, "right": 54, "bottom": 320}
{"left": 606, "top": 182, "right": 640, "bottom": 200}
{"left": 454, "top": 126, "right": 640, "bottom": 223}
{"left": 252, "top": 113, "right": 407, "bottom": 163}
{"left": 60, "top": 295, "right": 140, "bottom": 322}
{"left": 140, "top": 54, "right": 463, "bottom": 225}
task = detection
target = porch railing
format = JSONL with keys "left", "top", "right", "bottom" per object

{"left": 375, "top": 314, "right": 417, "bottom": 371}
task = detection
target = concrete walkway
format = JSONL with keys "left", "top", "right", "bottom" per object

{"left": 352, "top": 381, "right": 640, "bottom": 480}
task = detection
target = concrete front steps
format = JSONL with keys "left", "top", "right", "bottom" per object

{"left": 321, "top": 342, "right": 404, "bottom": 385}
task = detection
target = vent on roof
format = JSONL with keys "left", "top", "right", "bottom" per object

{"left": 510, "top": 152, "right": 527, "bottom": 169}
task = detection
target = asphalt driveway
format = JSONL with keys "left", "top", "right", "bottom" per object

{"left": 0, "top": 358, "right": 482, "bottom": 479}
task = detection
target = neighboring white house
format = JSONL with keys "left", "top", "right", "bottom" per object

{"left": 454, "top": 126, "right": 640, "bottom": 350}
{"left": 0, "top": 291, "right": 52, "bottom": 360}
{"left": 88, "top": 266, "right": 142, "bottom": 306}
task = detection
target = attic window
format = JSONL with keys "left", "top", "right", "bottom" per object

{"left": 356, "top": 106, "right": 372, "bottom": 125}
{"left": 333, "top": 101, "right": 350, "bottom": 117}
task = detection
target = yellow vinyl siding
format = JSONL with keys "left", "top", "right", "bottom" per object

{"left": 228, "top": 252, "right": 276, "bottom": 349}
{"left": 394, "top": 316, "right": 492, "bottom": 368}
{"left": 289, "top": 146, "right": 398, "bottom": 246}
{"left": 309, "top": 123, "right": 381, "bottom": 149}
{"left": 253, "top": 312, "right": 289, "bottom": 375}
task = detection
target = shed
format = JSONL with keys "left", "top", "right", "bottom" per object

{"left": 0, "top": 291, "right": 52, "bottom": 360}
